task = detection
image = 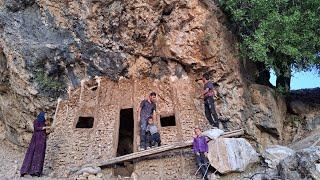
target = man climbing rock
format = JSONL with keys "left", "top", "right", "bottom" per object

{"left": 198, "top": 74, "right": 229, "bottom": 130}
{"left": 137, "top": 92, "right": 157, "bottom": 151}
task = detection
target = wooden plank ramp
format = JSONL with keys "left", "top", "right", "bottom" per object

{"left": 94, "top": 129, "right": 244, "bottom": 167}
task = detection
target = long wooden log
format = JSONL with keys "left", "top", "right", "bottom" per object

{"left": 94, "top": 129, "right": 244, "bottom": 167}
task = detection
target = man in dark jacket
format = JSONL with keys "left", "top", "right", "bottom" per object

{"left": 137, "top": 92, "right": 157, "bottom": 150}
{"left": 199, "top": 74, "right": 220, "bottom": 128}
{"left": 198, "top": 74, "right": 229, "bottom": 130}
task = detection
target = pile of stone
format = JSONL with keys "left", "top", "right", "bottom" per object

{"left": 259, "top": 145, "right": 320, "bottom": 179}
{"left": 75, "top": 166, "right": 105, "bottom": 180}
{"left": 262, "top": 145, "right": 295, "bottom": 169}
{"left": 278, "top": 146, "right": 320, "bottom": 180}
{"left": 205, "top": 137, "right": 320, "bottom": 179}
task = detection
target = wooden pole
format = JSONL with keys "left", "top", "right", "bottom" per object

{"left": 92, "top": 129, "right": 244, "bottom": 168}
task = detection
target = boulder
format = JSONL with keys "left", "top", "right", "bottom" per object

{"left": 262, "top": 145, "right": 295, "bottom": 169}
{"left": 96, "top": 173, "right": 103, "bottom": 178}
{"left": 278, "top": 146, "right": 320, "bottom": 180}
{"left": 202, "top": 129, "right": 224, "bottom": 139}
{"left": 131, "top": 172, "right": 139, "bottom": 180}
{"left": 208, "top": 173, "right": 220, "bottom": 180}
{"left": 316, "top": 164, "right": 320, "bottom": 173}
{"left": 290, "top": 132, "right": 320, "bottom": 150}
{"left": 307, "top": 115, "right": 320, "bottom": 131}
{"left": 207, "top": 138, "right": 259, "bottom": 174}
{"left": 247, "top": 84, "right": 287, "bottom": 141}
{"left": 76, "top": 166, "right": 101, "bottom": 175}
{"left": 76, "top": 175, "right": 87, "bottom": 180}
{"left": 82, "top": 172, "right": 90, "bottom": 178}
{"left": 88, "top": 174, "right": 98, "bottom": 180}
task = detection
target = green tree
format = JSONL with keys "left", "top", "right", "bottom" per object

{"left": 219, "top": 0, "right": 320, "bottom": 91}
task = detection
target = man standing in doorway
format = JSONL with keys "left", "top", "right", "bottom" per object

{"left": 137, "top": 92, "right": 157, "bottom": 151}
{"left": 199, "top": 74, "right": 220, "bottom": 128}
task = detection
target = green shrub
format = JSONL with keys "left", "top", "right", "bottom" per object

{"left": 35, "top": 70, "right": 65, "bottom": 91}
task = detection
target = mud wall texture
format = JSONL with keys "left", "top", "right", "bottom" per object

{"left": 132, "top": 152, "right": 197, "bottom": 180}
{"left": 46, "top": 75, "right": 241, "bottom": 177}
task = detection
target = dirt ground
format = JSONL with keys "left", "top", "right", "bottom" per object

{"left": 0, "top": 140, "right": 57, "bottom": 180}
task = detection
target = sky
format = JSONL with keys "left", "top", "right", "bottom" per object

{"left": 270, "top": 69, "right": 320, "bottom": 90}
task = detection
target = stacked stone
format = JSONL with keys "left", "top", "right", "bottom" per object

{"left": 75, "top": 166, "right": 105, "bottom": 180}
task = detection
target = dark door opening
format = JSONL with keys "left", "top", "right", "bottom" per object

{"left": 117, "top": 108, "right": 134, "bottom": 156}
{"left": 115, "top": 108, "right": 134, "bottom": 177}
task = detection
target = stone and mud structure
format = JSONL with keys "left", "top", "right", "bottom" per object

{"left": 0, "top": 0, "right": 319, "bottom": 179}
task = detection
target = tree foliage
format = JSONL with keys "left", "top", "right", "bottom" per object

{"left": 219, "top": 0, "right": 320, "bottom": 90}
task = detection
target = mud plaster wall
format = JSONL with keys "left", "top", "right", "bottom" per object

{"left": 45, "top": 75, "right": 218, "bottom": 177}
{"left": 133, "top": 152, "right": 198, "bottom": 180}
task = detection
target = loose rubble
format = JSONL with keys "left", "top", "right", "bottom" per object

{"left": 278, "top": 146, "right": 320, "bottom": 180}
{"left": 75, "top": 166, "right": 105, "bottom": 180}
{"left": 262, "top": 145, "right": 295, "bottom": 169}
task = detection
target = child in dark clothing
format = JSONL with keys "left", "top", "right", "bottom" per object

{"left": 193, "top": 127, "right": 209, "bottom": 180}
{"left": 146, "top": 117, "right": 161, "bottom": 148}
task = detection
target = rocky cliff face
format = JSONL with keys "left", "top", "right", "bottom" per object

{"left": 0, "top": 0, "right": 247, "bottom": 146}
{"left": 0, "top": 0, "right": 317, "bottom": 155}
{"left": 0, "top": 0, "right": 319, "bottom": 179}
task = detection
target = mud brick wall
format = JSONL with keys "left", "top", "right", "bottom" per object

{"left": 133, "top": 151, "right": 199, "bottom": 180}
{"left": 45, "top": 76, "right": 220, "bottom": 177}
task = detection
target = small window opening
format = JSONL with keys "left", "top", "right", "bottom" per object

{"left": 160, "top": 115, "right": 176, "bottom": 127}
{"left": 76, "top": 117, "right": 94, "bottom": 128}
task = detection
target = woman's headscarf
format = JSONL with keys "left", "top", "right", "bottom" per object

{"left": 37, "top": 112, "right": 46, "bottom": 122}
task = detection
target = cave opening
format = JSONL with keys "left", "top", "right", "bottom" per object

{"left": 114, "top": 108, "right": 134, "bottom": 176}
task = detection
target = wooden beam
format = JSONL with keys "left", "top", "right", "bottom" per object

{"left": 94, "top": 129, "right": 244, "bottom": 167}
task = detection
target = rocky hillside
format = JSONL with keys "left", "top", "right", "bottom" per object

{"left": 0, "top": 0, "right": 244, "bottom": 146}
{"left": 0, "top": 0, "right": 318, "bottom": 159}
{"left": 0, "top": 0, "right": 319, "bottom": 179}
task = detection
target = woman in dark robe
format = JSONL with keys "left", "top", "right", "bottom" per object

{"left": 20, "top": 112, "right": 50, "bottom": 177}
